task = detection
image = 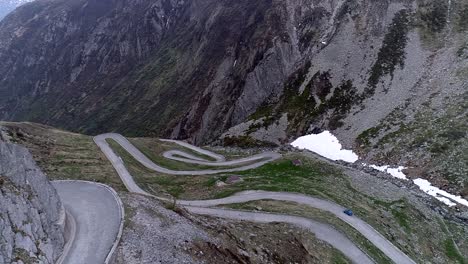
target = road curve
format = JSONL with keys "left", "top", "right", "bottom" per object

{"left": 52, "top": 181, "right": 124, "bottom": 264}
{"left": 160, "top": 139, "right": 226, "bottom": 162}
{"left": 94, "top": 133, "right": 415, "bottom": 264}
{"left": 181, "top": 191, "right": 413, "bottom": 264}
{"left": 94, "top": 133, "right": 281, "bottom": 175}
{"left": 186, "top": 206, "right": 373, "bottom": 263}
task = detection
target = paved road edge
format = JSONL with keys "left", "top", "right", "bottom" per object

{"left": 55, "top": 210, "right": 76, "bottom": 264}
{"left": 53, "top": 180, "right": 125, "bottom": 264}
{"left": 95, "top": 133, "right": 416, "bottom": 264}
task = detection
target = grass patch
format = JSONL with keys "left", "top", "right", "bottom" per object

{"left": 391, "top": 208, "right": 411, "bottom": 233}
{"left": 0, "top": 122, "right": 124, "bottom": 191}
{"left": 107, "top": 134, "right": 464, "bottom": 264}
{"left": 128, "top": 138, "right": 259, "bottom": 170}
{"left": 444, "top": 239, "right": 466, "bottom": 264}
{"left": 226, "top": 200, "right": 393, "bottom": 264}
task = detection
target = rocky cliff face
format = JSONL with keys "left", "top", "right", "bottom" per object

{"left": 0, "top": 0, "right": 466, "bottom": 194}
{"left": 0, "top": 133, "right": 64, "bottom": 263}
{"left": 0, "top": 0, "right": 33, "bottom": 21}
{"left": 0, "top": 0, "right": 294, "bottom": 142}
{"left": 222, "top": 0, "right": 468, "bottom": 196}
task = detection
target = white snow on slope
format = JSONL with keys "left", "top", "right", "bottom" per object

{"left": 413, "top": 179, "right": 468, "bottom": 207}
{"left": 291, "top": 131, "right": 359, "bottom": 163}
{"left": 369, "top": 165, "right": 408, "bottom": 180}
{"left": 291, "top": 131, "right": 468, "bottom": 208}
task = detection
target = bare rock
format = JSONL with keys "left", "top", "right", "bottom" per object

{"left": 0, "top": 140, "right": 64, "bottom": 263}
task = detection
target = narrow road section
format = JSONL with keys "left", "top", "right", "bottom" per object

{"left": 186, "top": 206, "right": 374, "bottom": 264}
{"left": 94, "top": 133, "right": 416, "bottom": 264}
{"left": 182, "top": 191, "right": 413, "bottom": 264}
{"left": 94, "top": 133, "right": 281, "bottom": 175}
{"left": 53, "top": 181, "right": 124, "bottom": 264}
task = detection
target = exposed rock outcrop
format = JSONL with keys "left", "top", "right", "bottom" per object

{"left": 0, "top": 0, "right": 32, "bottom": 21}
{"left": 0, "top": 136, "right": 64, "bottom": 263}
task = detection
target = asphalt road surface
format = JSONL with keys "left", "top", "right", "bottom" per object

{"left": 53, "top": 181, "right": 123, "bottom": 264}
{"left": 94, "top": 133, "right": 416, "bottom": 264}
{"left": 94, "top": 133, "right": 281, "bottom": 175}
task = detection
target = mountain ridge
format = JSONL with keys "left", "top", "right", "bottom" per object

{"left": 0, "top": 0, "right": 467, "bottom": 195}
{"left": 0, "top": 0, "right": 33, "bottom": 20}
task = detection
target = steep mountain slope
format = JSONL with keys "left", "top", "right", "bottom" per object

{"left": 0, "top": 0, "right": 466, "bottom": 195}
{"left": 0, "top": 0, "right": 33, "bottom": 20}
{"left": 0, "top": 0, "right": 295, "bottom": 141}
{"left": 0, "top": 134, "right": 64, "bottom": 263}
{"left": 222, "top": 0, "right": 468, "bottom": 196}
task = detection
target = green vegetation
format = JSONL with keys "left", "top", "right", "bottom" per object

{"left": 356, "top": 125, "right": 384, "bottom": 147}
{"left": 358, "top": 92, "right": 468, "bottom": 195}
{"left": 248, "top": 60, "right": 359, "bottom": 135}
{"left": 223, "top": 135, "right": 278, "bottom": 148}
{"left": 227, "top": 200, "right": 393, "bottom": 264}
{"left": 455, "top": 3, "right": 468, "bottom": 31}
{"left": 367, "top": 9, "right": 410, "bottom": 95}
{"left": 418, "top": 0, "right": 448, "bottom": 33}
{"left": 105, "top": 136, "right": 467, "bottom": 263}
{"left": 444, "top": 239, "right": 466, "bottom": 264}
{"left": 8, "top": 121, "right": 465, "bottom": 263}
{"left": 391, "top": 207, "right": 411, "bottom": 233}
{"left": 247, "top": 61, "right": 320, "bottom": 134}
{"left": 332, "top": 255, "right": 351, "bottom": 264}
{"left": 0, "top": 122, "right": 124, "bottom": 191}
{"left": 130, "top": 138, "right": 219, "bottom": 170}
{"left": 325, "top": 80, "right": 359, "bottom": 129}
{"left": 414, "top": 0, "right": 450, "bottom": 48}
{"left": 355, "top": 105, "right": 409, "bottom": 149}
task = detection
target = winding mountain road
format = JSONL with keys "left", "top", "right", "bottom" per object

{"left": 53, "top": 181, "right": 124, "bottom": 264}
{"left": 94, "top": 133, "right": 416, "bottom": 264}
{"left": 95, "top": 133, "right": 281, "bottom": 175}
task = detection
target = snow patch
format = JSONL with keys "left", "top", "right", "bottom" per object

{"left": 369, "top": 165, "right": 407, "bottom": 180}
{"left": 413, "top": 179, "right": 468, "bottom": 207}
{"left": 291, "top": 131, "right": 359, "bottom": 163}
{"left": 367, "top": 165, "right": 468, "bottom": 207}
{"left": 291, "top": 131, "right": 468, "bottom": 208}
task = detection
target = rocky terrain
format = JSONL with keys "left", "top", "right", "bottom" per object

{"left": 116, "top": 193, "right": 350, "bottom": 264}
{"left": 0, "top": 0, "right": 33, "bottom": 20}
{"left": 0, "top": 0, "right": 466, "bottom": 196}
{"left": 0, "top": 129, "right": 64, "bottom": 264}
{"left": 1, "top": 122, "right": 467, "bottom": 263}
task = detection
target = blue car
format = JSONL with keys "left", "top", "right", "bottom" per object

{"left": 343, "top": 209, "right": 353, "bottom": 216}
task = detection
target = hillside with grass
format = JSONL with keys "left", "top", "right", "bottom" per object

{"left": 2, "top": 122, "right": 467, "bottom": 263}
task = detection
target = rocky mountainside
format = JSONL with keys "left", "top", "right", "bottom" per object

{"left": 0, "top": 0, "right": 33, "bottom": 20}
{"left": 0, "top": 0, "right": 466, "bottom": 194}
{"left": 0, "top": 130, "right": 64, "bottom": 263}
